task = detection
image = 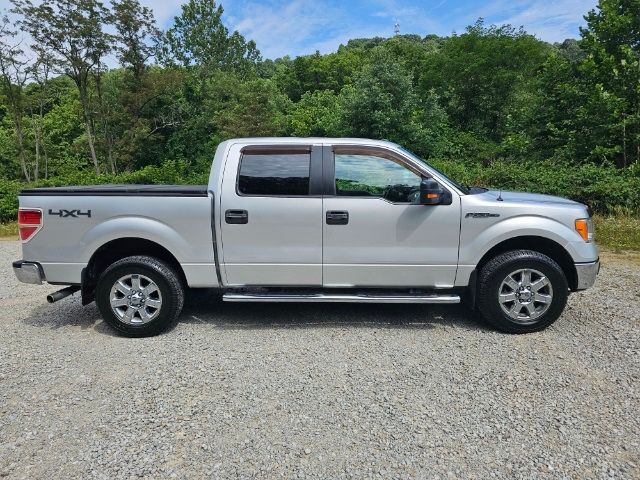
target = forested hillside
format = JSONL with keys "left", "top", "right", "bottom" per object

{"left": 1, "top": 0, "right": 639, "bottom": 222}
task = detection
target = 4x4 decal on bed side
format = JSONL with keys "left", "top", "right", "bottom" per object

{"left": 48, "top": 209, "right": 92, "bottom": 218}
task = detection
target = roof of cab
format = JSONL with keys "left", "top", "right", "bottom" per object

{"left": 222, "top": 137, "right": 401, "bottom": 148}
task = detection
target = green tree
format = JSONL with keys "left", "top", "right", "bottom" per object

{"left": 0, "top": 14, "right": 31, "bottom": 180}
{"left": 108, "top": 0, "right": 163, "bottom": 173}
{"left": 214, "top": 78, "right": 290, "bottom": 139}
{"left": 112, "top": 0, "right": 162, "bottom": 90}
{"left": 164, "top": 0, "right": 260, "bottom": 74}
{"left": 581, "top": 0, "right": 640, "bottom": 166}
{"left": 0, "top": 122, "right": 20, "bottom": 178}
{"left": 13, "top": 0, "right": 114, "bottom": 173}
{"left": 27, "top": 49, "right": 55, "bottom": 179}
{"left": 506, "top": 52, "right": 622, "bottom": 164}
{"left": 420, "top": 20, "right": 550, "bottom": 141}
{"left": 39, "top": 81, "right": 86, "bottom": 176}
{"left": 338, "top": 48, "right": 423, "bottom": 145}
{"left": 279, "top": 50, "right": 366, "bottom": 102}
{"left": 288, "top": 90, "right": 341, "bottom": 137}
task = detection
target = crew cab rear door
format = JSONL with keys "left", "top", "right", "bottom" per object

{"left": 321, "top": 145, "right": 461, "bottom": 288}
{"left": 219, "top": 144, "right": 323, "bottom": 286}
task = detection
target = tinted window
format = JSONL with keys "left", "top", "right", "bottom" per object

{"left": 239, "top": 153, "right": 310, "bottom": 196}
{"left": 335, "top": 154, "right": 421, "bottom": 203}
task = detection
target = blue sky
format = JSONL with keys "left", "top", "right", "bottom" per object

{"left": 0, "top": 0, "right": 598, "bottom": 59}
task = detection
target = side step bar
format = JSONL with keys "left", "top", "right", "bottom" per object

{"left": 222, "top": 293, "right": 460, "bottom": 304}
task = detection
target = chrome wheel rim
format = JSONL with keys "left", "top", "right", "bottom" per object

{"left": 498, "top": 268, "right": 553, "bottom": 324}
{"left": 109, "top": 274, "right": 162, "bottom": 325}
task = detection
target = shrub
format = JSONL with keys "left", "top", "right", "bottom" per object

{"left": 0, "top": 160, "right": 209, "bottom": 222}
{"left": 431, "top": 158, "right": 640, "bottom": 214}
{"left": 1, "top": 158, "right": 638, "bottom": 223}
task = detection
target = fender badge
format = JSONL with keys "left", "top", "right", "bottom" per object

{"left": 465, "top": 212, "right": 500, "bottom": 218}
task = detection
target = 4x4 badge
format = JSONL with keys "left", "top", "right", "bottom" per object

{"left": 48, "top": 209, "right": 92, "bottom": 218}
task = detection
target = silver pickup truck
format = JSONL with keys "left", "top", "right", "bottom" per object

{"left": 13, "top": 137, "right": 599, "bottom": 336}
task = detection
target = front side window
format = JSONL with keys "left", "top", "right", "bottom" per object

{"left": 334, "top": 153, "right": 421, "bottom": 203}
{"left": 238, "top": 152, "right": 310, "bottom": 196}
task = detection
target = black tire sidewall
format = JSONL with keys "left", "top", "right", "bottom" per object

{"left": 478, "top": 251, "right": 568, "bottom": 333}
{"left": 96, "top": 258, "right": 181, "bottom": 337}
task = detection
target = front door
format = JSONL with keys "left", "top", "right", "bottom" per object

{"left": 322, "top": 146, "right": 461, "bottom": 288}
{"left": 220, "top": 145, "right": 323, "bottom": 286}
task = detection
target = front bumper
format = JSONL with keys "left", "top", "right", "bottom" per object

{"left": 13, "top": 260, "right": 45, "bottom": 285}
{"left": 575, "top": 258, "right": 600, "bottom": 291}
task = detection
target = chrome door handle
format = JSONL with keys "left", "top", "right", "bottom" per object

{"left": 225, "top": 209, "right": 248, "bottom": 224}
{"left": 326, "top": 211, "right": 349, "bottom": 225}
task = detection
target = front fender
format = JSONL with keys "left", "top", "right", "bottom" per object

{"left": 459, "top": 215, "right": 591, "bottom": 267}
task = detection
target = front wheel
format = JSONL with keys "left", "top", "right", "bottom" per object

{"left": 477, "top": 250, "right": 568, "bottom": 333}
{"left": 96, "top": 256, "right": 184, "bottom": 337}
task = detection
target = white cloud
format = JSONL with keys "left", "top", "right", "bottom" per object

{"left": 232, "top": 0, "right": 444, "bottom": 59}
{"left": 369, "top": 0, "right": 446, "bottom": 36}
{"left": 230, "top": 0, "right": 346, "bottom": 58}
{"left": 493, "top": 0, "right": 596, "bottom": 42}
{"left": 138, "top": 0, "right": 182, "bottom": 28}
{"left": 0, "top": 0, "right": 599, "bottom": 62}
{"left": 452, "top": 0, "right": 596, "bottom": 41}
{"left": 0, "top": 0, "right": 181, "bottom": 27}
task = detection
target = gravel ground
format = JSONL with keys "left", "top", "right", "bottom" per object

{"left": 0, "top": 240, "right": 638, "bottom": 480}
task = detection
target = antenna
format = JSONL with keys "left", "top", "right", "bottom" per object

{"left": 394, "top": 18, "right": 400, "bottom": 36}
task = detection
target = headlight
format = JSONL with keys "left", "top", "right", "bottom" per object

{"left": 575, "top": 218, "right": 594, "bottom": 242}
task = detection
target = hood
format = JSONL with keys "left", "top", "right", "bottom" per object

{"left": 479, "top": 190, "right": 582, "bottom": 207}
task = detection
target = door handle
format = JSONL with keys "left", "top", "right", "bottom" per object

{"left": 326, "top": 210, "right": 349, "bottom": 225}
{"left": 225, "top": 209, "right": 248, "bottom": 224}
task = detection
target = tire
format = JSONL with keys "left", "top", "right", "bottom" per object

{"left": 96, "top": 255, "right": 184, "bottom": 337}
{"left": 477, "top": 250, "right": 568, "bottom": 333}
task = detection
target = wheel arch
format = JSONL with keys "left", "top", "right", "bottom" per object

{"left": 81, "top": 237, "right": 187, "bottom": 305}
{"left": 475, "top": 236, "right": 578, "bottom": 291}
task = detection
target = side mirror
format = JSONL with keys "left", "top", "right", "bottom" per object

{"left": 420, "top": 178, "right": 445, "bottom": 205}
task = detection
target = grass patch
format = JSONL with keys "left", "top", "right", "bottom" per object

{"left": 594, "top": 214, "right": 640, "bottom": 252}
{"left": 0, "top": 222, "right": 17, "bottom": 240}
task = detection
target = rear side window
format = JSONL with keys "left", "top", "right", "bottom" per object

{"left": 238, "top": 153, "right": 310, "bottom": 196}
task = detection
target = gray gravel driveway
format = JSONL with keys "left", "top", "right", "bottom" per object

{"left": 0, "top": 241, "right": 638, "bottom": 479}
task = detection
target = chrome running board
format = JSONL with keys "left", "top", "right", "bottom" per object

{"left": 222, "top": 293, "right": 460, "bottom": 304}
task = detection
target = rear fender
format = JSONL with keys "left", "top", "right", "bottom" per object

{"left": 80, "top": 216, "right": 188, "bottom": 264}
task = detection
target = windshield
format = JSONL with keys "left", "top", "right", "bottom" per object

{"left": 396, "top": 145, "right": 470, "bottom": 194}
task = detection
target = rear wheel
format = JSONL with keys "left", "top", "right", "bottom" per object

{"left": 477, "top": 250, "right": 568, "bottom": 333}
{"left": 96, "top": 256, "right": 184, "bottom": 337}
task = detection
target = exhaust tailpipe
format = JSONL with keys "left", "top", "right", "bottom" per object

{"left": 47, "top": 286, "right": 81, "bottom": 304}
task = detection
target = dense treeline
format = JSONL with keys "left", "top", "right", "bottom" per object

{"left": 0, "top": 0, "right": 639, "bottom": 221}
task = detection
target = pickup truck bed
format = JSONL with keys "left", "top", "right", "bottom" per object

{"left": 19, "top": 185, "right": 208, "bottom": 197}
